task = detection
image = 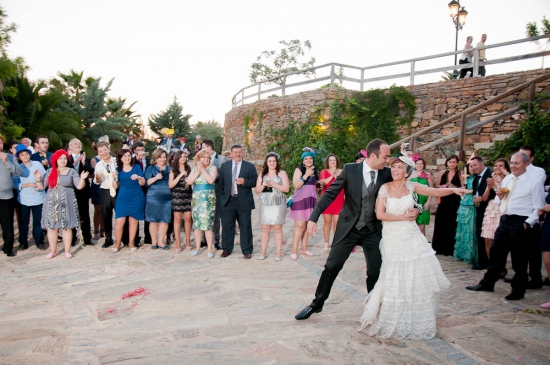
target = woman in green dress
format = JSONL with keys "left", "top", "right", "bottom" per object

{"left": 408, "top": 157, "right": 433, "bottom": 236}
{"left": 185, "top": 149, "right": 218, "bottom": 258}
{"left": 454, "top": 171, "right": 477, "bottom": 264}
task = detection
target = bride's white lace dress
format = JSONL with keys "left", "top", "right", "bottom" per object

{"left": 359, "top": 182, "right": 450, "bottom": 340}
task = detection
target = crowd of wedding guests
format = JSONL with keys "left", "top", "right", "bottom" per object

{"left": 1, "top": 133, "right": 549, "bottom": 306}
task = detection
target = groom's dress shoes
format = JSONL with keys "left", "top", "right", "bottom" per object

{"left": 504, "top": 292, "right": 524, "bottom": 300}
{"left": 465, "top": 284, "right": 494, "bottom": 292}
{"left": 295, "top": 306, "right": 322, "bottom": 320}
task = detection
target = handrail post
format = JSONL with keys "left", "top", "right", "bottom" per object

{"left": 258, "top": 83, "right": 261, "bottom": 101}
{"left": 473, "top": 49, "right": 479, "bottom": 77}
{"left": 410, "top": 138, "right": 416, "bottom": 152}
{"left": 459, "top": 114, "right": 466, "bottom": 162}
{"left": 282, "top": 76, "right": 286, "bottom": 96}
{"left": 410, "top": 60, "right": 415, "bottom": 85}
{"left": 360, "top": 69, "right": 364, "bottom": 92}
{"left": 330, "top": 64, "right": 335, "bottom": 87}
{"left": 241, "top": 90, "right": 244, "bottom": 106}
{"left": 528, "top": 82, "right": 535, "bottom": 115}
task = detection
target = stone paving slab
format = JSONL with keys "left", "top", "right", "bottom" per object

{"left": 1, "top": 195, "right": 549, "bottom": 364}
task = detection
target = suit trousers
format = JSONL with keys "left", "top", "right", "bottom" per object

{"left": 475, "top": 206, "right": 489, "bottom": 267}
{"left": 100, "top": 189, "right": 116, "bottom": 245}
{"left": 0, "top": 197, "right": 15, "bottom": 253}
{"left": 480, "top": 215, "right": 529, "bottom": 295}
{"left": 220, "top": 196, "right": 253, "bottom": 255}
{"left": 310, "top": 226, "right": 382, "bottom": 309}
{"left": 527, "top": 223, "right": 543, "bottom": 283}
{"left": 75, "top": 192, "right": 92, "bottom": 244}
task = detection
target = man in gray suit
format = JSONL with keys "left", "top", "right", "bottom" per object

{"left": 295, "top": 139, "right": 419, "bottom": 320}
{"left": 202, "top": 139, "right": 227, "bottom": 249}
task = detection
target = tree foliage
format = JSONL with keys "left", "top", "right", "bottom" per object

{"left": 249, "top": 39, "right": 316, "bottom": 85}
{"left": 526, "top": 16, "right": 550, "bottom": 68}
{"left": 477, "top": 100, "right": 550, "bottom": 183}
{"left": 148, "top": 96, "right": 192, "bottom": 142}
{"left": 190, "top": 120, "right": 224, "bottom": 153}
{"left": 267, "top": 86, "right": 415, "bottom": 181}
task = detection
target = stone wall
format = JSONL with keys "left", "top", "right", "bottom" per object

{"left": 224, "top": 68, "right": 550, "bottom": 169}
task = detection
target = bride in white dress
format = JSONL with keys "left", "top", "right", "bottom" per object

{"left": 360, "top": 156, "right": 470, "bottom": 340}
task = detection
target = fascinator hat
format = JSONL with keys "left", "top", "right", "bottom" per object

{"left": 266, "top": 151, "right": 280, "bottom": 160}
{"left": 395, "top": 146, "right": 415, "bottom": 177}
{"left": 98, "top": 135, "right": 110, "bottom": 144}
{"left": 300, "top": 147, "right": 316, "bottom": 160}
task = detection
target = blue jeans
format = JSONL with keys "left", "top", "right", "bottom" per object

{"left": 20, "top": 204, "right": 44, "bottom": 247}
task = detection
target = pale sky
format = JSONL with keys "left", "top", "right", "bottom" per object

{"left": 4, "top": 0, "right": 549, "bottom": 130}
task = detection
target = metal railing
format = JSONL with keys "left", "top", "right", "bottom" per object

{"left": 388, "top": 72, "right": 550, "bottom": 161}
{"left": 231, "top": 34, "right": 550, "bottom": 108}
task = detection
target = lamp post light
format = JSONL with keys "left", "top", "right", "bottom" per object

{"left": 449, "top": 1, "right": 468, "bottom": 78}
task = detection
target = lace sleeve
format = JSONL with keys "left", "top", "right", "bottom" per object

{"left": 376, "top": 184, "right": 389, "bottom": 208}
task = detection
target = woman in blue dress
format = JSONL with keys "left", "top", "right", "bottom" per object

{"left": 112, "top": 149, "right": 145, "bottom": 252}
{"left": 454, "top": 171, "right": 477, "bottom": 264}
{"left": 145, "top": 148, "right": 172, "bottom": 249}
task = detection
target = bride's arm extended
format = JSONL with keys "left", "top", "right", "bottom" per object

{"left": 415, "top": 184, "right": 472, "bottom": 197}
{"left": 376, "top": 196, "right": 409, "bottom": 222}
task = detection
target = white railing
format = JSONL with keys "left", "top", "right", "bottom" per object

{"left": 231, "top": 34, "right": 550, "bottom": 108}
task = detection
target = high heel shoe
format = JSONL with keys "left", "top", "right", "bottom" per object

{"left": 324, "top": 243, "right": 329, "bottom": 253}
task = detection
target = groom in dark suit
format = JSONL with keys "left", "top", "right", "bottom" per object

{"left": 295, "top": 139, "right": 419, "bottom": 320}
{"left": 217, "top": 144, "right": 258, "bottom": 259}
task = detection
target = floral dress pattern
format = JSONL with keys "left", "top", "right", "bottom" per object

{"left": 41, "top": 169, "right": 81, "bottom": 230}
{"left": 191, "top": 166, "right": 216, "bottom": 230}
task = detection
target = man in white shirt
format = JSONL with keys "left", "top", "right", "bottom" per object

{"left": 467, "top": 152, "right": 545, "bottom": 300}
{"left": 93, "top": 141, "right": 118, "bottom": 248}
{"left": 519, "top": 146, "right": 547, "bottom": 289}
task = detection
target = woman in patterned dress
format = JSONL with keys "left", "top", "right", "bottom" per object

{"left": 169, "top": 149, "right": 193, "bottom": 252}
{"left": 289, "top": 147, "right": 319, "bottom": 260}
{"left": 185, "top": 149, "right": 218, "bottom": 258}
{"left": 40, "top": 150, "right": 89, "bottom": 259}
{"left": 408, "top": 157, "right": 433, "bottom": 236}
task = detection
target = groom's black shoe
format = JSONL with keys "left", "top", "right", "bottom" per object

{"left": 465, "top": 284, "right": 494, "bottom": 292}
{"left": 295, "top": 306, "right": 322, "bottom": 320}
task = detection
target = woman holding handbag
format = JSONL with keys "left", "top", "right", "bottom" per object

{"left": 289, "top": 147, "right": 319, "bottom": 260}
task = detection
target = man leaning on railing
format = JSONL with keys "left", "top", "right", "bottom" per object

{"left": 477, "top": 34, "right": 488, "bottom": 77}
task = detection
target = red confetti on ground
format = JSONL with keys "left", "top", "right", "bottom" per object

{"left": 120, "top": 287, "right": 149, "bottom": 300}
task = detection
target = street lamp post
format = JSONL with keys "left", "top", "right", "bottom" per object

{"left": 449, "top": 1, "right": 468, "bottom": 78}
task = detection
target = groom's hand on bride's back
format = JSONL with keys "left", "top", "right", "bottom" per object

{"left": 307, "top": 221, "right": 317, "bottom": 238}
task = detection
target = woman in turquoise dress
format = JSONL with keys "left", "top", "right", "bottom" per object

{"left": 185, "top": 149, "right": 218, "bottom": 258}
{"left": 408, "top": 157, "right": 433, "bottom": 236}
{"left": 454, "top": 172, "right": 477, "bottom": 264}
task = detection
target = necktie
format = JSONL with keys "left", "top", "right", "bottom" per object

{"left": 139, "top": 159, "right": 144, "bottom": 171}
{"left": 369, "top": 170, "right": 376, "bottom": 190}
{"left": 499, "top": 176, "right": 518, "bottom": 214}
{"left": 473, "top": 174, "right": 480, "bottom": 194}
{"left": 232, "top": 162, "right": 239, "bottom": 195}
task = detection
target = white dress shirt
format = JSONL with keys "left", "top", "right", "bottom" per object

{"left": 526, "top": 163, "right": 546, "bottom": 187}
{"left": 362, "top": 160, "right": 378, "bottom": 188}
{"left": 93, "top": 157, "right": 117, "bottom": 190}
{"left": 498, "top": 172, "right": 545, "bottom": 226}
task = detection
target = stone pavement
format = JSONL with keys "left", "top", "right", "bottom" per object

{"left": 1, "top": 195, "right": 549, "bottom": 365}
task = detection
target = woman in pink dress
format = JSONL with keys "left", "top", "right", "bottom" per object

{"left": 319, "top": 154, "right": 344, "bottom": 253}
{"left": 480, "top": 158, "right": 509, "bottom": 274}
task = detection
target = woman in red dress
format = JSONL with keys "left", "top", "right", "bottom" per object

{"left": 319, "top": 154, "right": 344, "bottom": 253}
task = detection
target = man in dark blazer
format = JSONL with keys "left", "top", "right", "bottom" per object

{"left": 67, "top": 138, "right": 95, "bottom": 246}
{"left": 469, "top": 155, "right": 494, "bottom": 270}
{"left": 295, "top": 139, "right": 420, "bottom": 320}
{"left": 217, "top": 144, "right": 258, "bottom": 259}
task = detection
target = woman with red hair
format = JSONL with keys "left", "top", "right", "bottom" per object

{"left": 40, "top": 149, "right": 89, "bottom": 259}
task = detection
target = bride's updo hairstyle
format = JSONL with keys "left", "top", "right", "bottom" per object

{"left": 389, "top": 157, "right": 413, "bottom": 178}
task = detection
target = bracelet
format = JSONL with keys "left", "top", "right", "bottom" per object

{"left": 300, "top": 177, "right": 305, "bottom": 182}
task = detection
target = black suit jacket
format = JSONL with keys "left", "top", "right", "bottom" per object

{"left": 68, "top": 155, "right": 94, "bottom": 193}
{"left": 217, "top": 159, "right": 258, "bottom": 211}
{"left": 309, "top": 163, "right": 392, "bottom": 246}
{"left": 473, "top": 167, "right": 495, "bottom": 218}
